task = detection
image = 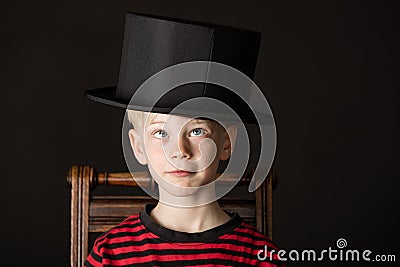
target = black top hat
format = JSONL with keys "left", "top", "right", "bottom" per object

{"left": 86, "top": 12, "right": 267, "bottom": 124}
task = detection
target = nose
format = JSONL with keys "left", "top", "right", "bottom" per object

{"left": 169, "top": 137, "right": 192, "bottom": 160}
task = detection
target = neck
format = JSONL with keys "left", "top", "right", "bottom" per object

{"left": 150, "top": 201, "right": 231, "bottom": 233}
{"left": 156, "top": 183, "right": 219, "bottom": 207}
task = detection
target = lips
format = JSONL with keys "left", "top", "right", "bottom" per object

{"left": 166, "top": 170, "right": 196, "bottom": 177}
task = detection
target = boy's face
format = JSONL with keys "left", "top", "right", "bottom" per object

{"left": 128, "top": 113, "right": 237, "bottom": 195}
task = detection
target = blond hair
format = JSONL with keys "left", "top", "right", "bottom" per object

{"left": 126, "top": 110, "right": 158, "bottom": 131}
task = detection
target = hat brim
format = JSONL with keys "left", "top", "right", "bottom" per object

{"left": 86, "top": 86, "right": 162, "bottom": 111}
{"left": 85, "top": 87, "right": 273, "bottom": 125}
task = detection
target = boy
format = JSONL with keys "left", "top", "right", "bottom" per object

{"left": 84, "top": 12, "right": 283, "bottom": 267}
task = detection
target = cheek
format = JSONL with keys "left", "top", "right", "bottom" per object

{"left": 144, "top": 140, "right": 166, "bottom": 166}
{"left": 203, "top": 136, "right": 223, "bottom": 159}
{"left": 201, "top": 138, "right": 224, "bottom": 169}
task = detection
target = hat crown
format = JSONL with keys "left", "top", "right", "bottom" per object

{"left": 85, "top": 12, "right": 265, "bottom": 124}
{"left": 116, "top": 12, "right": 261, "bottom": 103}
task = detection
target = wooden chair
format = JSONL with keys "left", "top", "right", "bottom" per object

{"left": 66, "top": 165, "right": 277, "bottom": 267}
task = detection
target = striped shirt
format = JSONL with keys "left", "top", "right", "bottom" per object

{"left": 84, "top": 204, "right": 285, "bottom": 266}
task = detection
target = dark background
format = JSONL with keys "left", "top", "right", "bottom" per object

{"left": 3, "top": 0, "right": 399, "bottom": 266}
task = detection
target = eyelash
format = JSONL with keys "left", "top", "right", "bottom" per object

{"left": 152, "top": 128, "right": 207, "bottom": 139}
{"left": 153, "top": 130, "right": 168, "bottom": 139}
{"left": 190, "top": 128, "right": 206, "bottom": 137}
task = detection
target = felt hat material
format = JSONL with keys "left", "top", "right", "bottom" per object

{"left": 86, "top": 12, "right": 269, "bottom": 124}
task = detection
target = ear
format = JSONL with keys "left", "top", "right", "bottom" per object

{"left": 128, "top": 129, "right": 147, "bottom": 165}
{"left": 220, "top": 124, "right": 238, "bottom": 161}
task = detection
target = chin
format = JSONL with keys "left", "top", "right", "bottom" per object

{"left": 160, "top": 177, "right": 202, "bottom": 196}
{"left": 165, "top": 186, "right": 202, "bottom": 197}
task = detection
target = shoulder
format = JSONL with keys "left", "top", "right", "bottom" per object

{"left": 234, "top": 221, "right": 280, "bottom": 249}
{"left": 225, "top": 221, "right": 286, "bottom": 266}
{"left": 93, "top": 213, "right": 149, "bottom": 248}
{"left": 84, "top": 214, "right": 147, "bottom": 266}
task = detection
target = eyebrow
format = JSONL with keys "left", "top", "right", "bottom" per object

{"left": 146, "top": 119, "right": 211, "bottom": 127}
{"left": 147, "top": 121, "right": 166, "bottom": 126}
{"left": 189, "top": 119, "right": 213, "bottom": 125}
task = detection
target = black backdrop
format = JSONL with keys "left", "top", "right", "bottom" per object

{"left": 2, "top": 0, "right": 399, "bottom": 266}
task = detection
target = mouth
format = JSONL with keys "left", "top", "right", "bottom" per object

{"left": 166, "top": 170, "right": 196, "bottom": 177}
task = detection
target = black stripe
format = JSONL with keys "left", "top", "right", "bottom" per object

{"left": 93, "top": 231, "right": 110, "bottom": 245}
{"left": 104, "top": 257, "right": 282, "bottom": 267}
{"left": 88, "top": 204, "right": 286, "bottom": 266}
{"left": 102, "top": 226, "right": 266, "bottom": 243}
{"left": 101, "top": 223, "right": 268, "bottom": 244}
{"left": 101, "top": 235, "right": 269, "bottom": 252}
{"left": 99, "top": 226, "right": 276, "bottom": 251}
{"left": 98, "top": 228, "right": 277, "bottom": 255}
{"left": 99, "top": 237, "right": 163, "bottom": 250}
{"left": 95, "top": 222, "right": 145, "bottom": 244}
{"left": 140, "top": 204, "right": 243, "bottom": 243}
{"left": 230, "top": 230, "right": 270, "bottom": 242}
{"left": 104, "top": 247, "right": 248, "bottom": 259}
{"left": 102, "top": 247, "right": 280, "bottom": 265}
{"left": 98, "top": 231, "right": 159, "bottom": 250}
{"left": 83, "top": 260, "right": 96, "bottom": 267}
{"left": 213, "top": 237, "right": 276, "bottom": 251}
{"left": 238, "top": 224, "right": 283, "bottom": 249}
{"left": 239, "top": 223, "right": 275, "bottom": 240}
{"left": 88, "top": 249, "right": 103, "bottom": 264}
{"left": 95, "top": 218, "right": 142, "bottom": 244}
{"left": 102, "top": 228, "right": 153, "bottom": 239}
{"left": 124, "top": 216, "right": 140, "bottom": 222}
{"left": 113, "top": 221, "right": 142, "bottom": 230}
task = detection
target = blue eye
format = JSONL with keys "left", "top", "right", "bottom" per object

{"left": 190, "top": 128, "right": 206, "bottom": 137}
{"left": 153, "top": 130, "right": 168, "bottom": 138}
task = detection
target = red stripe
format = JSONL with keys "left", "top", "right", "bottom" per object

{"left": 84, "top": 253, "right": 102, "bottom": 267}
{"left": 103, "top": 252, "right": 261, "bottom": 265}
{"left": 107, "top": 224, "right": 146, "bottom": 235}
{"left": 236, "top": 224, "right": 270, "bottom": 238}
{"left": 220, "top": 233, "right": 267, "bottom": 246}
{"left": 101, "top": 232, "right": 159, "bottom": 244}
{"left": 89, "top": 215, "right": 284, "bottom": 266}
{"left": 102, "top": 241, "right": 281, "bottom": 261}
{"left": 116, "top": 215, "right": 140, "bottom": 225}
{"left": 96, "top": 223, "right": 149, "bottom": 246}
{"left": 102, "top": 241, "right": 243, "bottom": 253}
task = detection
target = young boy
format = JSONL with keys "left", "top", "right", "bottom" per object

{"left": 84, "top": 12, "right": 284, "bottom": 267}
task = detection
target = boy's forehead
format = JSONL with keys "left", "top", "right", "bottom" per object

{"left": 149, "top": 113, "right": 201, "bottom": 123}
{"left": 146, "top": 112, "right": 222, "bottom": 127}
{"left": 147, "top": 113, "right": 179, "bottom": 122}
